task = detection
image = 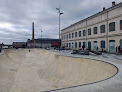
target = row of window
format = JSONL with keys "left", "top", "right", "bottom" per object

{"left": 66, "top": 40, "right": 106, "bottom": 49}
{"left": 62, "top": 20, "right": 122, "bottom": 40}
{"left": 64, "top": 39, "right": 122, "bottom": 53}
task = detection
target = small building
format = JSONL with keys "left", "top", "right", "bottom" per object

{"left": 12, "top": 42, "right": 27, "bottom": 48}
{"left": 0, "top": 43, "right": 4, "bottom": 49}
{"left": 27, "top": 38, "right": 61, "bottom": 48}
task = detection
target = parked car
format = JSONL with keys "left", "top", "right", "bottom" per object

{"left": 71, "top": 50, "right": 89, "bottom": 55}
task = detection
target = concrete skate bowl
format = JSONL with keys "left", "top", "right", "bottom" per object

{"left": 0, "top": 49, "right": 118, "bottom": 92}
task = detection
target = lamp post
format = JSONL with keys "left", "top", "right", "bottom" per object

{"left": 39, "top": 29, "right": 43, "bottom": 48}
{"left": 56, "top": 7, "right": 63, "bottom": 51}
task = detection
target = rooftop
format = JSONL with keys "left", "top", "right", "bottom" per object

{"left": 61, "top": 2, "right": 122, "bottom": 31}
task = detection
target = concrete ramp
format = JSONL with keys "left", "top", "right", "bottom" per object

{"left": 0, "top": 49, "right": 118, "bottom": 92}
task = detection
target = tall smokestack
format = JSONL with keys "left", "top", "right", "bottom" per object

{"left": 32, "top": 22, "right": 34, "bottom": 43}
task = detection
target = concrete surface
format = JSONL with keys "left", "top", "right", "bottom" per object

{"left": 0, "top": 49, "right": 121, "bottom": 92}
{"left": 55, "top": 50, "right": 122, "bottom": 92}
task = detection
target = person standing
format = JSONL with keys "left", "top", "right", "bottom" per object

{"left": 82, "top": 44, "right": 85, "bottom": 50}
{"left": 118, "top": 45, "right": 120, "bottom": 53}
{"left": 97, "top": 47, "right": 98, "bottom": 51}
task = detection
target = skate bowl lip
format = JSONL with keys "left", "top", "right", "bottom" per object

{"left": 44, "top": 54, "right": 119, "bottom": 92}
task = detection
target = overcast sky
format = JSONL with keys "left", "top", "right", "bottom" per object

{"left": 0, "top": 0, "right": 121, "bottom": 44}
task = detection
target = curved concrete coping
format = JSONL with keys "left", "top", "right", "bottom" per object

{"left": 45, "top": 53, "right": 118, "bottom": 92}
{"left": 53, "top": 51, "right": 121, "bottom": 92}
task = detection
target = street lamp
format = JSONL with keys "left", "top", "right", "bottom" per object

{"left": 56, "top": 7, "right": 63, "bottom": 51}
{"left": 39, "top": 29, "right": 43, "bottom": 48}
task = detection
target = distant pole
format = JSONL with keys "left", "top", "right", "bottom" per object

{"left": 39, "top": 29, "right": 43, "bottom": 48}
{"left": 41, "top": 30, "right": 43, "bottom": 48}
{"left": 59, "top": 9, "right": 60, "bottom": 51}
{"left": 32, "top": 22, "right": 34, "bottom": 43}
{"left": 56, "top": 6, "right": 63, "bottom": 51}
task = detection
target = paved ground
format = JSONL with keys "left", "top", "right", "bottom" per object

{"left": 56, "top": 50, "right": 122, "bottom": 60}
{"left": 0, "top": 49, "right": 122, "bottom": 92}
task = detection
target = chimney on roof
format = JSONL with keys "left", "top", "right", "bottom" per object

{"left": 112, "top": 1, "right": 115, "bottom": 6}
{"left": 103, "top": 7, "right": 106, "bottom": 11}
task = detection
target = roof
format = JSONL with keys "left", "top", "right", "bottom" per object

{"left": 61, "top": 2, "right": 122, "bottom": 31}
{"left": 37, "top": 38, "right": 61, "bottom": 41}
{"left": 13, "top": 42, "right": 26, "bottom": 43}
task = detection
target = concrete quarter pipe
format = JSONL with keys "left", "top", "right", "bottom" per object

{"left": 0, "top": 49, "right": 118, "bottom": 92}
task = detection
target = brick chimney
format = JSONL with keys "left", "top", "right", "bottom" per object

{"left": 112, "top": 1, "right": 115, "bottom": 6}
{"left": 103, "top": 7, "right": 106, "bottom": 11}
{"left": 32, "top": 22, "right": 34, "bottom": 43}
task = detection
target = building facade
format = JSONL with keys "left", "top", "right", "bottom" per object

{"left": 61, "top": 2, "right": 122, "bottom": 53}
{"left": 27, "top": 38, "right": 60, "bottom": 48}
{"left": 12, "top": 42, "right": 27, "bottom": 48}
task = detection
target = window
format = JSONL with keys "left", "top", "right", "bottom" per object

{"left": 75, "top": 42, "right": 77, "bottom": 48}
{"left": 109, "top": 40, "right": 115, "bottom": 53}
{"left": 88, "top": 28, "right": 91, "bottom": 35}
{"left": 88, "top": 41, "right": 91, "bottom": 49}
{"left": 75, "top": 32, "right": 77, "bottom": 38}
{"left": 69, "top": 43, "right": 71, "bottom": 47}
{"left": 83, "top": 30, "right": 86, "bottom": 36}
{"left": 120, "top": 20, "right": 122, "bottom": 30}
{"left": 79, "top": 31, "right": 81, "bottom": 37}
{"left": 62, "top": 36, "right": 63, "bottom": 40}
{"left": 83, "top": 42, "right": 86, "bottom": 48}
{"left": 67, "top": 34, "right": 68, "bottom": 39}
{"left": 69, "top": 34, "right": 71, "bottom": 39}
{"left": 94, "top": 27, "right": 97, "bottom": 34}
{"left": 101, "top": 40, "right": 105, "bottom": 48}
{"left": 72, "top": 43, "right": 74, "bottom": 48}
{"left": 109, "top": 22, "right": 115, "bottom": 32}
{"left": 120, "top": 39, "right": 122, "bottom": 49}
{"left": 72, "top": 33, "right": 74, "bottom": 38}
{"left": 67, "top": 43, "right": 68, "bottom": 47}
{"left": 100, "top": 25, "right": 105, "bottom": 33}
{"left": 79, "top": 42, "right": 81, "bottom": 48}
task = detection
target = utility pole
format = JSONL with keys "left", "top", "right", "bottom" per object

{"left": 41, "top": 30, "right": 43, "bottom": 48}
{"left": 32, "top": 22, "right": 34, "bottom": 43}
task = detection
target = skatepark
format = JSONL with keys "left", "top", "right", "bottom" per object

{"left": 0, "top": 49, "right": 122, "bottom": 92}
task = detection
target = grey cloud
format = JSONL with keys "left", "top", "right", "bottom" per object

{"left": 0, "top": 0, "right": 122, "bottom": 44}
